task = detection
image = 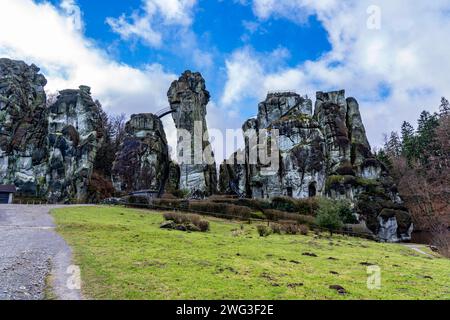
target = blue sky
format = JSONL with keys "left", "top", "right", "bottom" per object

{"left": 1, "top": 0, "right": 450, "bottom": 159}
{"left": 41, "top": 0, "right": 331, "bottom": 120}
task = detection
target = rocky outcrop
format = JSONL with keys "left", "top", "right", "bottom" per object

{"left": 219, "top": 149, "right": 246, "bottom": 197}
{"left": 46, "top": 86, "right": 104, "bottom": 203}
{"left": 240, "top": 93, "right": 326, "bottom": 200}
{"left": 112, "top": 113, "right": 169, "bottom": 195}
{"left": 168, "top": 71, "right": 217, "bottom": 197}
{"left": 0, "top": 58, "right": 48, "bottom": 196}
{"left": 219, "top": 90, "right": 412, "bottom": 242}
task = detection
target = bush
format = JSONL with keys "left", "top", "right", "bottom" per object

{"left": 163, "top": 212, "right": 209, "bottom": 232}
{"left": 298, "top": 224, "right": 309, "bottom": 235}
{"left": 269, "top": 197, "right": 319, "bottom": 215}
{"left": 188, "top": 201, "right": 252, "bottom": 220}
{"left": 171, "top": 189, "right": 190, "bottom": 199}
{"left": 237, "top": 198, "right": 272, "bottom": 211}
{"left": 296, "top": 198, "right": 319, "bottom": 216}
{"left": 263, "top": 210, "right": 316, "bottom": 226}
{"left": 127, "top": 195, "right": 150, "bottom": 205}
{"left": 197, "top": 220, "right": 210, "bottom": 232}
{"left": 257, "top": 225, "right": 272, "bottom": 237}
{"left": 315, "top": 199, "right": 344, "bottom": 235}
{"left": 281, "top": 222, "right": 300, "bottom": 235}
{"left": 317, "top": 197, "right": 357, "bottom": 224}
{"left": 153, "top": 199, "right": 188, "bottom": 210}
{"left": 270, "top": 223, "right": 282, "bottom": 234}
{"left": 263, "top": 209, "right": 296, "bottom": 221}
{"left": 271, "top": 197, "right": 298, "bottom": 212}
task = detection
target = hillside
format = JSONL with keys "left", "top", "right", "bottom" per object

{"left": 52, "top": 207, "right": 450, "bottom": 300}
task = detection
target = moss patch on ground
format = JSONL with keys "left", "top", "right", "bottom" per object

{"left": 52, "top": 206, "right": 450, "bottom": 300}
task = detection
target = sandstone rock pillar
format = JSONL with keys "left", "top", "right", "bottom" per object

{"left": 167, "top": 71, "right": 217, "bottom": 197}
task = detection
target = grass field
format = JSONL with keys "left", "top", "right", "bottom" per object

{"left": 52, "top": 206, "right": 450, "bottom": 300}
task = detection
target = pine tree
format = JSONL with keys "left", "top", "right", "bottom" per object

{"left": 384, "top": 131, "right": 402, "bottom": 158}
{"left": 439, "top": 97, "right": 449, "bottom": 116}
{"left": 401, "top": 121, "right": 416, "bottom": 160}
{"left": 416, "top": 110, "right": 439, "bottom": 163}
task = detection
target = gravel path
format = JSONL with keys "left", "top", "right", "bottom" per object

{"left": 0, "top": 205, "right": 83, "bottom": 300}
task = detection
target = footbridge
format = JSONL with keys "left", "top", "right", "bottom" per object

{"left": 155, "top": 106, "right": 176, "bottom": 119}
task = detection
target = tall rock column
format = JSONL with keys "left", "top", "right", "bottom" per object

{"left": 47, "top": 86, "right": 103, "bottom": 203}
{"left": 0, "top": 58, "right": 48, "bottom": 196}
{"left": 167, "top": 71, "right": 217, "bottom": 197}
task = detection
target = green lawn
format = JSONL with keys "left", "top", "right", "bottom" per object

{"left": 52, "top": 206, "right": 450, "bottom": 300}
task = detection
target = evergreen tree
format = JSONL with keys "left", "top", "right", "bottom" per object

{"left": 416, "top": 111, "right": 439, "bottom": 162}
{"left": 375, "top": 149, "right": 392, "bottom": 170}
{"left": 384, "top": 131, "right": 402, "bottom": 158}
{"left": 400, "top": 121, "right": 416, "bottom": 160}
{"left": 439, "top": 97, "right": 449, "bottom": 116}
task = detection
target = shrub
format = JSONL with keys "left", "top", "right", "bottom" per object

{"left": 296, "top": 198, "right": 319, "bottom": 216}
{"left": 126, "top": 195, "right": 150, "bottom": 205}
{"left": 153, "top": 199, "right": 188, "bottom": 210}
{"left": 317, "top": 197, "right": 357, "bottom": 224}
{"left": 270, "top": 223, "right": 282, "bottom": 234}
{"left": 163, "top": 212, "right": 209, "bottom": 232}
{"left": 264, "top": 209, "right": 294, "bottom": 221}
{"left": 263, "top": 210, "right": 316, "bottom": 226}
{"left": 296, "top": 214, "right": 317, "bottom": 226}
{"left": 171, "top": 189, "right": 190, "bottom": 199}
{"left": 197, "top": 220, "right": 210, "bottom": 232}
{"left": 237, "top": 198, "right": 272, "bottom": 211}
{"left": 271, "top": 197, "right": 298, "bottom": 212}
{"left": 257, "top": 225, "right": 272, "bottom": 237}
{"left": 298, "top": 224, "right": 309, "bottom": 235}
{"left": 281, "top": 222, "right": 300, "bottom": 235}
{"left": 315, "top": 199, "right": 344, "bottom": 235}
{"left": 188, "top": 201, "right": 252, "bottom": 220}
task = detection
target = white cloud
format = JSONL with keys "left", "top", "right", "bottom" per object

{"left": 223, "top": 0, "right": 450, "bottom": 146}
{"left": 0, "top": 0, "right": 178, "bottom": 144}
{"left": 106, "top": 0, "right": 197, "bottom": 47}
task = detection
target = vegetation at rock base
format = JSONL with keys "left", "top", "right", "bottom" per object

{"left": 52, "top": 206, "right": 450, "bottom": 300}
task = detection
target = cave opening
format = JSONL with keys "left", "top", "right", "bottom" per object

{"left": 308, "top": 182, "right": 317, "bottom": 198}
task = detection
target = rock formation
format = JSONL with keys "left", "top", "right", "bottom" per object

{"left": 220, "top": 90, "right": 412, "bottom": 242}
{"left": 47, "top": 86, "right": 104, "bottom": 203}
{"left": 112, "top": 113, "right": 169, "bottom": 195}
{"left": 168, "top": 71, "right": 217, "bottom": 197}
{"left": 0, "top": 58, "right": 48, "bottom": 196}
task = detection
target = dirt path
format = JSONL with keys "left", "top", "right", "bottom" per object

{"left": 403, "top": 244, "right": 434, "bottom": 258}
{"left": 0, "top": 205, "right": 83, "bottom": 300}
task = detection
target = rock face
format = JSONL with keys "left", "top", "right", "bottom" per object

{"left": 112, "top": 113, "right": 169, "bottom": 195}
{"left": 0, "top": 59, "right": 48, "bottom": 196}
{"left": 219, "top": 149, "right": 246, "bottom": 197}
{"left": 0, "top": 59, "right": 106, "bottom": 203}
{"left": 168, "top": 71, "right": 217, "bottom": 197}
{"left": 220, "top": 90, "right": 412, "bottom": 242}
{"left": 47, "top": 86, "right": 104, "bottom": 203}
